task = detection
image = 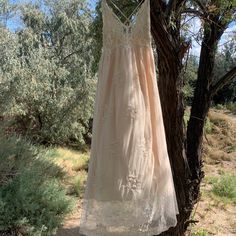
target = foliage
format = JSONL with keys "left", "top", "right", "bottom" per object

{"left": 184, "top": 109, "right": 190, "bottom": 127}
{"left": 72, "top": 170, "right": 87, "bottom": 197}
{"left": 211, "top": 174, "right": 236, "bottom": 203}
{"left": 191, "top": 228, "right": 209, "bottom": 236}
{"left": 89, "top": 0, "right": 103, "bottom": 74}
{"left": 213, "top": 41, "right": 236, "bottom": 104}
{"left": 213, "top": 102, "right": 236, "bottom": 114}
{"left": 0, "top": 0, "right": 96, "bottom": 147}
{"left": 214, "top": 103, "right": 226, "bottom": 110}
{"left": 0, "top": 129, "right": 75, "bottom": 235}
{"left": 0, "top": 0, "right": 17, "bottom": 28}
{"left": 226, "top": 102, "right": 236, "bottom": 114}
{"left": 204, "top": 117, "right": 213, "bottom": 134}
{"left": 183, "top": 55, "right": 198, "bottom": 105}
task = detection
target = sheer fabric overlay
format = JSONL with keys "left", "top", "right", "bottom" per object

{"left": 79, "top": 0, "right": 179, "bottom": 235}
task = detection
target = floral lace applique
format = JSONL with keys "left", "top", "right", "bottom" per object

{"left": 119, "top": 171, "right": 142, "bottom": 199}
{"left": 136, "top": 136, "right": 152, "bottom": 160}
{"left": 126, "top": 173, "right": 142, "bottom": 191}
{"left": 125, "top": 104, "right": 139, "bottom": 120}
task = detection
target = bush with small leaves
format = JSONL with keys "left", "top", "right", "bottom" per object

{"left": 0, "top": 130, "right": 75, "bottom": 235}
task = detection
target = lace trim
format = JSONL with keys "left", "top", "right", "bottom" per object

{"left": 79, "top": 198, "right": 178, "bottom": 236}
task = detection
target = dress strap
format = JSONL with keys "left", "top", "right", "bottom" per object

{"left": 106, "top": 0, "right": 145, "bottom": 24}
{"left": 108, "top": 0, "right": 130, "bottom": 22}
{"left": 125, "top": 0, "right": 146, "bottom": 21}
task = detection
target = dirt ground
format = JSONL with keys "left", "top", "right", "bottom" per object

{"left": 56, "top": 198, "right": 83, "bottom": 236}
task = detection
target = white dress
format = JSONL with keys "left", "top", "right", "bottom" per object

{"left": 79, "top": 0, "right": 179, "bottom": 235}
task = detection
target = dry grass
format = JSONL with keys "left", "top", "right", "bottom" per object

{"left": 208, "top": 149, "right": 231, "bottom": 162}
{"left": 49, "top": 147, "right": 90, "bottom": 235}
{"left": 51, "top": 147, "right": 89, "bottom": 176}
{"left": 188, "top": 108, "right": 236, "bottom": 236}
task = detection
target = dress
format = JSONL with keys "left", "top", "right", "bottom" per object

{"left": 78, "top": 0, "right": 179, "bottom": 235}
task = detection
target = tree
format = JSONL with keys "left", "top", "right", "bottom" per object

{"left": 0, "top": 0, "right": 17, "bottom": 27}
{"left": 150, "top": 0, "right": 236, "bottom": 235}
{"left": 0, "top": 0, "right": 96, "bottom": 147}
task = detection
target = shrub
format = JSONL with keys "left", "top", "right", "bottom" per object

{"left": 0, "top": 1, "right": 96, "bottom": 147}
{"left": 191, "top": 228, "right": 208, "bottom": 236}
{"left": 214, "top": 104, "right": 226, "bottom": 110}
{"left": 72, "top": 170, "right": 87, "bottom": 197}
{"left": 212, "top": 174, "right": 236, "bottom": 203}
{"left": 226, "top": 102, "right": 236, "bottom": 115}
{"left": 0, "top": 130, "right": 75, "bottom": 235}
{"left": 204, "top": 117, "right": 213, "bottom": 134}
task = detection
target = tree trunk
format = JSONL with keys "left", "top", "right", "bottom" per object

{"left": 186, "top": 20, "right": 225, "bottom": 204}
{"left": 150, "top": 2, "right": 195, "bottom": 235}
{"left": 157, "top": 54, "right": 193, "bottom": 236}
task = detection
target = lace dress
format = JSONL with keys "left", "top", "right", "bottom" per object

{"left": 78, "top": 0, "right": 179, "bottom": 235}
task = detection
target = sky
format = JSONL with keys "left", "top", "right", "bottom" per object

{"left": 6, "top": 0, "right": 97, "bottom": 31}
{"left": 5, "top": 0, "right": 236, "bottom": 57}
{"left": 189, "top": 18, "right": 236, "bottom": 57}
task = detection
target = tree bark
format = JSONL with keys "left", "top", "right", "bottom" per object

{"left": 150, "top": 1, "right": 194, "bottom": 235}
{"left": 186, "top": 16, "right": 226, "bottom": 200}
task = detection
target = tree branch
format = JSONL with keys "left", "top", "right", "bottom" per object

{"left": 191, "top": 0, "right": 206, "bottom": 14}
{"left": 166, "top": 0, "right": 176, "bottom": 16}
{"left": 210, "top": 66, "right": 236, "bottom": 97}
{"left": 183, "top": 8, "right": 204, "bottom": 17}
{"left": 62, "top": 49, "right": 83, "bottom": 63}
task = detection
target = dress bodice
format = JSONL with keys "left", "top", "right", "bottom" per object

{"left": 101, "top": 0, "right": 152, "bottom": 49}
